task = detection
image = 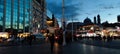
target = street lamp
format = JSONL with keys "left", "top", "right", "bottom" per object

{"left": 46, "top": 19, "right": 53, "bottom": 27}
{"left": 62, "top": 0, "right": 66, "bottom": 46}
{"left": 46, "top": 20, "right": 53, "bottom": 25}
{"left": 72, "top": 17, "right": 74, "bottom": 42}
{"left": 71, "top": 18, "right": 79, "bottom": 41}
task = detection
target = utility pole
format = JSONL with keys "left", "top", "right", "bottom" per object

{"left": 62, "top": 0, "right": 66, "bottom": 46}
{"left": 72, "top": 17, "right": 74, "bottom": 42}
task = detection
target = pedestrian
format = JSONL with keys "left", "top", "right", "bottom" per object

{"left": 103, "top": 36, "right": 106, "bottom": 41}
{"left": 48, "top": 33, "right": 55, "bottom": 53}
{"left": 20, "top": 36, "right": 24, "bottom": 45}
{"left": 28, "top": 35, "right": 33, "bottom": 46}
{"left": 58, "top": 30, "right": 63, "bottom": 45}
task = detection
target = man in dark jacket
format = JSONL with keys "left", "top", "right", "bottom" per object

{"left": 49, "top": 33, "right": 55, "bottom": 53}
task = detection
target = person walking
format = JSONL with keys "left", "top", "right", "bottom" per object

{"left": 49, "top": 33, "right": 55, "bottom": 53}
{"left": 28, "top": 35, "right": 33, "bottom": 46}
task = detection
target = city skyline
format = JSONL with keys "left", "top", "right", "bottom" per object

{"left": 46, "top": 0, "right": 120, "bottom": 23}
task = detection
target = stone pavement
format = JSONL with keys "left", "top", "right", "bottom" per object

{"left": 78, "top": 39, "right": 120, "bottom": 49}
{"left": 63, "top": 42, "right": 120, "bottom": 54}
{"left": 0, "top": 41, "right": 120, "bottom": 54}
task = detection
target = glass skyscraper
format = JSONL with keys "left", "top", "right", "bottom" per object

{"left": 0, "top": 0, "right": 32, "bottom": 32}
{"left": 0, "top": 0, "right": 47, "bottom": 34}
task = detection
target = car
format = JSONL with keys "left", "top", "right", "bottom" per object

{"left": 54, "top": 35, "right": 59, "bottom": 41}
{"left": 0, "top": 32, "right": 9, "bottom": 39}
{"left": 31, "top": 34, "right": 46, "bottom": 40}
{"left": 7, "top": 37, "right": 14, "bottom": 42}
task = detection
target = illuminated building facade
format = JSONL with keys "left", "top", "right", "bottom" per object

{"left": 32, "top": 0, "right": 47, "bottom": 34}
{"left": 0, "top": 0, "right": 47, "bottom": 34}
{"left": 0, "top": 0, "right": 32, "bottom": 32}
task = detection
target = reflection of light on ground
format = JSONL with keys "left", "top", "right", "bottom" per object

{"left": 54, "top": 42, "right": 59, "bottom": 54}
{"left": 54, "top": 42, "right": 59, "bottom": 47}
{"left": 83, "top": 44, "right": 87, "bottom": 54}
{"left": 90, "top": 45, "right": 94, "bottom": 53}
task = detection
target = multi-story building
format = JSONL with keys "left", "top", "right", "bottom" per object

{"left": 0, "top": 0, "right": 32, "bottom": 33}
{"left": 32, "top": 0, "right": 47, "bottom": 34}
{"left": 0, "top": 0, "right": 47, "bottom": 34}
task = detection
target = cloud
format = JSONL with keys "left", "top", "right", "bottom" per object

{"left": 103, "top": 6, "right": 114, "bottom": 9}
{"left": 97, "top": 1, "right": 120, "bottom": 10}
{"left": 108, "top": 13, "right": 112, "bottom": 15}
{"left": 85, "top": 13, "right": 92, "bottom": 15}
{"left": 46, "top": 0, "right": 81, "bottom": 21}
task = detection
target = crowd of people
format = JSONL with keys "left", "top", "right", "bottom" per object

{"left": 76, "top": 35, "right": 120, "bottom": 42}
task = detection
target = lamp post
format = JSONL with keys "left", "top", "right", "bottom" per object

{"left": 72, "top": 17, "right": 74, "bottom": 42}
{"left": 71, "top": 18, "right": 78, "bottom": 41}
{"left": 62, "top": 0, "right": 66, "bottom": 46}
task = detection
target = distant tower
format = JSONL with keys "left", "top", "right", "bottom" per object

{"left": 97, "top": 14, "right": 101, "bottom": 24}
{"left": 117, "top": 15, "right": 120, "bottom": 22}
{"left": 52, "top": 14, "right": 55, "bottom": 26}
{"left": 94, "top": 16, "right": 97, "bottom": 24}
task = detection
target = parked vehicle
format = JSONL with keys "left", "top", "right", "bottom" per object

{"left": 7, "top": 37, "right": 14, "bottom": 42}
{"left": 31, "top": 34, "right": 45, "bottom": 40}
{"left": 0, "top": 32, "right": 9, "bottom": 39}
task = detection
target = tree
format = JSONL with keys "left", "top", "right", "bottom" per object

{"left": 97, "top": 14, "right": 101, "bottom": 24}
{"left": 102, "top": 21, "right": 109, "bottom": 27}
{"left": 117, "top": 15, "right": 120, "bottom": 22}
{"left": 52, "top": 14, "right": 55, "bottom": 27}
{"left": 94, "top": 16, "right": 96, "bottom": 24}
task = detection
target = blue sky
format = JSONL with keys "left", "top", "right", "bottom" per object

{"left": 46, "top": 0, "right": 120, "bottom": 24}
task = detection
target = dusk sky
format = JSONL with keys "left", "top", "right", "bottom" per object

{"left": 46, "top": 0, "right": 120, "bottom": 24}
